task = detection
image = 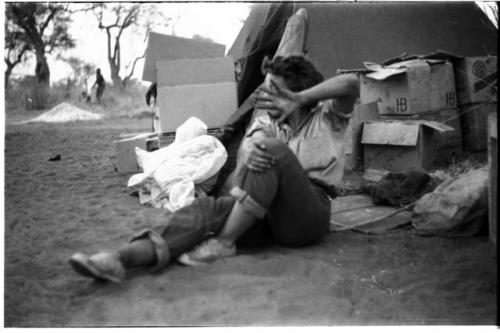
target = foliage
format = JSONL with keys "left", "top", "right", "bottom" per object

{"left": 6, "top": 2, "right": 77, "bottom": 108}
{"left": 92, "top": 3, "right": 173, "bottom": 88}
{"left": 5, "top": 74, "right": 149, "bottom": 120}
{"left": 4, "top": 8, "right": 32, "bottom": 88}
{"left": 58, "top": 56, "right": 96, "bottom": 93}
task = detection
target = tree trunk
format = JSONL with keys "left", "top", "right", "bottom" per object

{"left": 33, "top": 47, "right": 50, "bottom": 109}
{"left": 5, "top": 66, "right": 13, "bottom": 90}
{"left": 35, "top": 50, "right": 50, "bottom": 84}
{"left": 108, "top": 56, "right": 122, "bottom": 87}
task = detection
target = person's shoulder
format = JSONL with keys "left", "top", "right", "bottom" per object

{"left": 246, "top": 114, "right": 277, "bottom": 138}
{"left": 336, "top": 73, "right": 359, "bottom": 95}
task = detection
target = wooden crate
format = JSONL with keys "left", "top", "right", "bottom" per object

{"left": 114, "top": 133, "right": 157, "bottom": 174}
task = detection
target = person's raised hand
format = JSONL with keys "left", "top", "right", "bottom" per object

{"left": 256, "top": 79, "right": 307, "bottom": 125}
{"left": 240, "top": 136, "right": 276, "bottom": 172}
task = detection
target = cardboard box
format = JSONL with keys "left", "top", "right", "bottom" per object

{"left": 360, "top": 59, "right": 457, "bottom": 115}
{"left": 488, "top": 111, "right": 497, "bottom": 245}
{"left": 156, "top": 57, "right": 236, "bottom": 87}
{"left": 383, "top": 108, "right": 462, "bottom": 163}
{"left": 344, "top": 102, "right": 380, "bottom": 171}
{"left": 461, "top": 102, "right": 496, "bottom": 152}
{"left": 155, "top": 55, "right": 237, "bottom": 132}
{"left": 361, "top": 120, "right": 454, "bottom": 172}
{"left": 142, "top": 32, "right": 225, "bottom": 82}
{"left": 157, "top": 82, "right": 238, "bottom": 132}
{"left": 455, "top": 56, "right": 497, "bottom": 105}
{"left": 114, "top": 133, "right": 157, "bottom": 174}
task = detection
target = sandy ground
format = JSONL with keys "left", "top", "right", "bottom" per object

{"left": 3, "top": 115, "right": 497, "bottom": 327}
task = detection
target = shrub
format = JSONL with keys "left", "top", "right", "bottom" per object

{"left": 5, "top": 75, "right": 149, "bottom": 119}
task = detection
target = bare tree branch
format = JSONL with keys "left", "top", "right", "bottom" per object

{"left": 67, "top": 3, "right": 99, "bottom": 14}
{"left": 40, "top": 6, "right": 59, "bottom": 36}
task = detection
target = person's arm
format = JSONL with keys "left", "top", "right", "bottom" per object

{"left": 256, "top": 73, "right": 359, "bottom": 123}
{"left": 237, "top": 115, "right": 278, "bottom": 172}
{"left": 238, "top": 130, "right": 276, "bottom": 172}
{"left": 296, "top": 73, "right": 359, "bottom": 105}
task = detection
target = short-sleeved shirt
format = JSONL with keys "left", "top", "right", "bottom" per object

{"left": 246, "top": 99, "right": 352, "bottom": 189}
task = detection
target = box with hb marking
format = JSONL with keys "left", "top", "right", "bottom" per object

{"left": 360, "top": 59, "right": 457, "bottom": 115}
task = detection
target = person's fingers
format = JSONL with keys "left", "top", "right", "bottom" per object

{"left": 277, "top": 112, "right": 288, "bottom": 125}
{"left": 252, "top": 140, "right": 266, "bottom": 151}
{"left": 255, "top": 93, "right": 274, "bottom": 102}
{"left": 269, "top": 79, "right": 292, "bottom": 98}
{"left": 245, "top": 162, "right": 263, "bottom": 172}
{"left": 258, "top": 85, "right": 277, "bottom": 96}
{"left": 255, "top": 102, "right": 280, "bottom": 112}
{"left": 252, "top": 148, "right": 275, "bottom": 163}
{"left": 251, "top": 155, "right": 275, "bottom": 167}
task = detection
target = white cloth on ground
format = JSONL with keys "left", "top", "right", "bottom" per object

{"left": 127, "top": 117, "right": 227, "bottom": 211}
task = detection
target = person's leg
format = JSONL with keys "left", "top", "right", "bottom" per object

{"left": 179, "top": 138, "right": 331, "bottom": 265}
{"left": 69, "top": 196, "right": 236, "bottom": 281}
{"left": 216, "top": 201, "right": 257, "bottom": 247}
{"left": 117, "top": 238, "right": 156, "bottom": 268}
{"left": 228, "top": 137, "right": 331, "bottom": 247}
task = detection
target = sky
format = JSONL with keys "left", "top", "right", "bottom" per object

{"left": 11, "top": 2, "right": 252, "bottom": 85}
{"left": 7, "top": 1, "right": 497, "bottom": 85}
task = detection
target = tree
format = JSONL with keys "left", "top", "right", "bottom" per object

{"left": 59, "top": 56, "right": 96, "bottom": 92}
{"left": 4, "top": 10, "right": 31, "bottom": 89}
{"left": 93, "top": 3, "right": 174, "bottom": 88}
{"left": 94, "top": 3, "right": 140, "bottom": 87}
{"left": 6, "top": 3, "right": 75, "bottom": 87}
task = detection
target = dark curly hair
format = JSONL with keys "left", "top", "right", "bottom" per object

{"left": 261, "top": 55, "right": 324, "bottom": 92}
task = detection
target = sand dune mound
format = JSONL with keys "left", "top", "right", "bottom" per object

{"left": 17, "top": 103, "right": 104, "bottom": 124}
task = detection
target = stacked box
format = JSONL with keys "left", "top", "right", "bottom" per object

{"left": 155, "top": 56, "right": 238, "bottom": 133}
{"left": 382, "top": 108, "right": 462, "bottom": 164}
{"left": 360, "top": 59, "right": 457, "bottom": 115}
{"left": 361, "top": 120, "right": 454, "bottom": 173}
{"left": 344, "top": 102, "right": 380, "bottom": 171}
{"left": 454, "top": 55, "right": 497, "bottom": 106}
{"left": 142, "top": 32, "right": 225, "bottom": 82}
{"left": 488, "top": 112, "right": 497, "bottom": 245}
{"left": 460, "top": 102, "right": 496, "bottom": 152}
{"left": 114, "top": 133, "right": 158, "bottom": 174}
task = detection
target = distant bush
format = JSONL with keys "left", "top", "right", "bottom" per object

{"left": 4, "top": 75, "right": 149, "bottom": 118}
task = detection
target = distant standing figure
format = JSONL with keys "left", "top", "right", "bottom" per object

{"left": 145, "top": 82, "right": 157, "bottom": 107}
{"left": 92, "top": 68, "right": 105, "bottom": 104}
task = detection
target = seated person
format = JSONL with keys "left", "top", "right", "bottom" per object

{"left": 68, "top": 55, "right": 359, "bottom": 283}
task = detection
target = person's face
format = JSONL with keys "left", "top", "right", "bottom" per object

{"left": 262, "top": 73, "right": 287, "bottom": 119}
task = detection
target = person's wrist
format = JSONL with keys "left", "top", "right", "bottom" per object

{"left": 297, "top": 91, "right": 311, "bottom": 107}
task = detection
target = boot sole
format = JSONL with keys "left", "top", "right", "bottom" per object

{"left": 69, "top": 253, "right": 123, "bottom": 283}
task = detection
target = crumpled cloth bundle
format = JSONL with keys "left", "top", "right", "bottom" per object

{"left": 127, "top": 117, "right": 227, "bottom": 211}
{"left": 411, "top": 167, "right": 489, "bottom": 237}
{"left": 367, "top": 171, "right": 438, "bottom": 207}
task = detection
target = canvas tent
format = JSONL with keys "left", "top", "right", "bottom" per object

{"left": 224, "top": 1, "right": 497, "bottom": 131}
{"left": 214, "top": 2, "right": 497, "bottom": 188}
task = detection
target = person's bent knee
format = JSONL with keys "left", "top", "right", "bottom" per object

{"left": 260, "top": 138, "right": 296, "bottom": 165}
{"left": 260, "top": 138, "right": 290, "bottom": 155}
